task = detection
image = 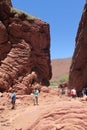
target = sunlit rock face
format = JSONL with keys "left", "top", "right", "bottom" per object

{"left": 69, "top": 3, "right": 87, "bottom": 94}
{"left": 0, "top": 0, "right": 52, "bottom": 92}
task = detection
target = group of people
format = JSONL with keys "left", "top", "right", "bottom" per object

{"left": 70, "top": 87, "right": 87, "bottom": 98}
{"left": 10, "top": 87, "right": 39, "bottom": 109}
{"left": 10, "top": 85, "right": 87, "bottom": 109}
{"left": 58, "top": 87, "right": 77, "bottom": 98}
{"left": 58, "top": 84, "right": 87, "bottom": 98}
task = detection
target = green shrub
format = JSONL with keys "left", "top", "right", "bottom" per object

{"left": 50, "top": 81, "right": 58, "bottom": 87}
{"left": 58, "top": 75, "right": 68, "bottom": 84}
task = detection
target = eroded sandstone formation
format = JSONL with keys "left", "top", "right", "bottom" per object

{"left": 69, "top": 2, "right": 87, "bottom": 94}
{"left": 0, "top": 0, "right": 52, "bottom": 92}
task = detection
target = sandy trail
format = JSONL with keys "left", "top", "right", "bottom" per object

{"left": 0, "top": 93, "right": 60, "bottom": 130}
{"left": 0, "top": 92, "right": 87, "bottom": 130}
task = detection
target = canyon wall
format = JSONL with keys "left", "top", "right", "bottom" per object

{"left": 69, "top": 2, "right": 87, "bottom": 94}
{"left": 0, "top": 0, "right": 52, "bottom": 92}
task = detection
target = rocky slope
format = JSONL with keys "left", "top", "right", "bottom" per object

{"left": 51, "top": 58, "right": 72, "bottom": 82}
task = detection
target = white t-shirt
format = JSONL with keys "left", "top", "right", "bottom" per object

{"left": 71, "top": 89, "right": 76, "bottom": 95}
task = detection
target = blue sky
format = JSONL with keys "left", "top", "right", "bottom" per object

{"left": 12, "top": 0, "right": 85, "bottom": 59}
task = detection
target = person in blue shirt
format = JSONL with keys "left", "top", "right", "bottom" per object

{"left": 11, "top": 89, "right": 16, "bottom": 109}
{"left": 33, "top": 88, "right": 39, "bottom": 105}
{"left": 82, "top": 88, "right": 86, "bottom": 97}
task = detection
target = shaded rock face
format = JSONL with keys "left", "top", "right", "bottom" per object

{"left": 0, "top": 0, "right": 52, "bottom": 92}
{"left": 69, "top": 3, "right": 87, "bottom": 94}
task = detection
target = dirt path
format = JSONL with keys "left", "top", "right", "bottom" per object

{"left": 0, "top": 93, "right": 60, "bottom": 130}
{"left": 0, "top": 92, "right": 87, "bottom": 130}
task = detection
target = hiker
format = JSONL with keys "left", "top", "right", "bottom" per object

{"left": 70, "top": 88, "right": 77, "bottom": 98}
{"left": 58, "top": 84, "right": 65, "bottom": 96}
{"left": 82, "top": 87, "right": 86, "bottom": 97}
{"left": 11, "top": 89, "right": 16, "bottom": 109}
{"left": 33, "top": 87, "right": 39, "bottom": 105}
{"left": 86, "top": 88, "right": 87, "bottom": 95}
{"left": 65, "top": 87, "right": 68, "bottom": 96}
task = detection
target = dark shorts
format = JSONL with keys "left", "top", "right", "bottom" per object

{"left": 11, "top": 99, "right": 16, "bottom": 104}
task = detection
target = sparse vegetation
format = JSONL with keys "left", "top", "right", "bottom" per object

{"left": 50, "top": 75, "right": 68, "bottom": 87}
{"left": 50, "top": 81, "right": 58, "bottom": 87}
{"left": 58, "top": 75, "right": 68, "bottom": 84}
{"left": 10, "top": 8, "right": 38, "bottom": 20}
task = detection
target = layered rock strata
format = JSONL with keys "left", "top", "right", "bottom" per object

{"left": 0, "top": 0, "right": 52, "bottom": 92}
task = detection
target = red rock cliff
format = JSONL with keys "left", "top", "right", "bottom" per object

{"left": 0, "top": 0, "right": 52, "bottom": 91}
{"left": 69, "top": 2, "right": 87, "bottom": 94}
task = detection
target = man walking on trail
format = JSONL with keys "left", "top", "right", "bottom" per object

{"left": 33, "top": 87, "right": 39, "bottom": 105}
{"left": 11, "top": 89, "right": 16, "bottom": 109}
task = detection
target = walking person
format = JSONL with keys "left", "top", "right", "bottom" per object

{"left": 70, "top": 88, "right": 77, "bottom": 98}
{"left": 33, "top": 87, "right": 39, "bottom": 105}
{"left": 82, "top": 87, "right": 86, "bottom": 97}
{"left": 11, "top": 89, "right": 16, "bottom": 109}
